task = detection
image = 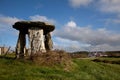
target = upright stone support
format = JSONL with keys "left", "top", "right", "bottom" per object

{"left": 45, "top": 33, "right": 53, "bottom": 51}
{"left": 28, "top": 27, "right": 46, "bottom": 55}
{"left": 16, "top": 31, "right": 26, "bottom": 58}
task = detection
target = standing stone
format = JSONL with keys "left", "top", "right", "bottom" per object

{"left": 16, "top": 31, "right": 26, "bottom": 58}
{"left": 45, "top": 33, "right": 53, "bottom": 51}
{"left": 28, "top": 27, "right": 46, "bottom": 55}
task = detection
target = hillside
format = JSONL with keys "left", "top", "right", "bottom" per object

{"left": 0, "top": 55, "right": 120, "bottom": 80}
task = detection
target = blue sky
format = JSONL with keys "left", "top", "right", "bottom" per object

{"left": 0, "top": 0, "right": 120, "bottom": 51}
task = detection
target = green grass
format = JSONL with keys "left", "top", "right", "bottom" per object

{"left": 0, "top": 55, "right": 120, "bottom": 80}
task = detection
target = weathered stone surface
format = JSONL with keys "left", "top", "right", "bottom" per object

{"left": 45, "top": 33, "right": 53, "bottom": 51}
{"left": 28, "top": 27, "right": 46, "bottom": 55}
{"left": 16, "top": 31, "right": 26, "bottom": 58}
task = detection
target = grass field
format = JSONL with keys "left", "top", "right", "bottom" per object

{"left": 0, "top": 55, "right": 120, "bottom": 80}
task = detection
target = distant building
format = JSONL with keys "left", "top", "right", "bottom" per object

{"left": 0, "top": 47, "right": 8, "bottom": 55}
{"left": 88, "top": 51, "right": 107, "bottom": 57}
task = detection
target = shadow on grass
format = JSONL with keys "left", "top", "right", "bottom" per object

{"left": 0, "top": 56, "right": 15, "bottom": 60}
{"left": 102, "top": 56, "right": 120, "bottom": 58}
{"left": 92, "top": 59, "right": 120, "bottom": 65}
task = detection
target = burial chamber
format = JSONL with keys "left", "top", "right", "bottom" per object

{"left": 13, "top": 21, "right": 55, "bottom": 59}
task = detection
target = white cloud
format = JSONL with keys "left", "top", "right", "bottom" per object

{"left": 29, "top": 15, "right": 55, "bottom": 24}
{"left": 69, "top": 0, "right": 120, "bottom": 14}
{"left": 66, "top": 20, "right": 77, "bottom": 28}
{"left": 53, "top": 37, "right": 89, "bottom": 52}
{"left": 90, "top": 44, "right": 120, "bottom": 51}
{"left": 69, "top": 0, "right": 93, "bottom": 8}
{"left": 69, "top": 0, "right": 120, "bottom": 24}
{"left": 0, "top": 15, "right": 21, "bottom": 25}
{"left": 0, "top": 15, "right": 22, "bottom": 47}
{"left": 0, "top": 14, "right": 55, "bottom": 26}
{"left": 0, "top": 15, "right": 22, "bottom": 35}
{"left": 103, "top": 17, "right": 120, "bottom": 27}
{"left": 113, "top": 19, "right": 120, "bottom": 24}
{"left": 54, "top": 20, "right": 120, "bottom": 51}
{"left": 99, "top": 0, "right": 120, "bottom": 13}
{"left": 110, "top": 18, "right": 120, "bottom": 24}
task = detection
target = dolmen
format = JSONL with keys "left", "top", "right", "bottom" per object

{"left": 13, "top": 21, "right": 55, "bottom": 59}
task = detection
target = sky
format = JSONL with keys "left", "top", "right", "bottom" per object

{"left": 0, "top": 0, "right": 120, "bottom": 52}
